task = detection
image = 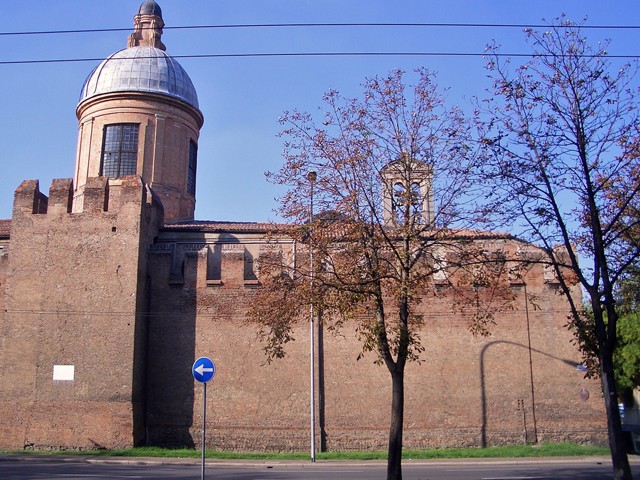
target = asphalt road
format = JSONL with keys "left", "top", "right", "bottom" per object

{"left": 1, "top": 455, "right": 639, "bottom": 480}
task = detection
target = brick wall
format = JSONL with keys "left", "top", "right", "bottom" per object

{"left": 0, "top": 190, "right": 606, "bottom": 451}
{"left": 0, "top": 223, "right": 8, "bottom": 327}
{"left": 0, "top": 176, "right": 162, "bottom": 450}
{"left": 145, "top": 232, "right": 606, "bottom": 451}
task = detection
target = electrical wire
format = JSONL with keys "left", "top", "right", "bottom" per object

{"left": 1, "top": 22, "right": 638, "bottom": 64}
{"left": 1, "top": 21, "right": 640, "bottom": 37}
{"left": 1, "top": 51, "right": 638, "bottom": 66}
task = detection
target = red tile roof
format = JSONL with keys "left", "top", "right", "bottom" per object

{"left": 162, "top": 220, "right": 513, "bottom": 240}
{"left": 161, "top": 220, "right": 282, "bottom": 234}
{"left": 0, "top": 217, "right": 515, "bottom": 241}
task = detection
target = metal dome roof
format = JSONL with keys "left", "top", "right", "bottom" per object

{"left": 78, "top": 46, "right": 199, "bottom": 110}
{"left": 139, "top": 0, "right": 162, "bottom": 16}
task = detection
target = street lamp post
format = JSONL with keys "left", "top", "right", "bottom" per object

{"left": 307, "top": 171, "right": 317, "bottom": 463}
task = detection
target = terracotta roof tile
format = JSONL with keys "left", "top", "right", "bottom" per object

{"left": 161, "top": 220, "right": 513, "bottom": 240}
{"left": 161, "top": 220, "right": 282, "bottom": 234}
{"left": 0, "top": 217, "right": 514, "bottom": 241}
{"left": 445, "top": 228, "right": 513, "bottom": 240}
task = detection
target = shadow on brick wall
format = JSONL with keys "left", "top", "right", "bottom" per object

{"left": 143, "top": 236, "right": 202, "bottom": 448}
{"left": 480, "top": 339, "right": 579, "bottom": 447}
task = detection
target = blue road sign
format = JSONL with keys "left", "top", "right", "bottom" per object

{"left": 192, "top": 356, "right": 215, "bottom": 383}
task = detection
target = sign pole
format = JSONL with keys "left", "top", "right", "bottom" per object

{"left": 192, "top": 356, "right": 215, "bottom": 480}
{"left": 202, "top": 381, "right": 206, "bottom": 480}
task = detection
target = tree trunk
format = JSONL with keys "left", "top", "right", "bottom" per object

{"left": 601, "top": 347, "right": 632, "bottom": 480}
{"left": 387, "top": 366, "right": 404, "bottom": 480}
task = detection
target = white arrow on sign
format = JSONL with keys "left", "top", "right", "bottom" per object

{"left": 195, "top": 364, "right": 214, "bottom": 376}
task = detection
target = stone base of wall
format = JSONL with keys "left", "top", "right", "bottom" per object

{"left": 0, "top": 401, "right": 134, "bottom": 451}
{"left": 148, "top": 425, "right": 608, "bottom": 452}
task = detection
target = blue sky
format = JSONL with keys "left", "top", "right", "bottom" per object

{"left": 1, "top": 1, "right": 638, "bottom": 222}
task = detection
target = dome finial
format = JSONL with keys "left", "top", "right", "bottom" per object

{"left": 128, "top": 1, "right": 165, "bottom": 51}
{"left": 139, "top": 1, "right": 162, "bottom": 16}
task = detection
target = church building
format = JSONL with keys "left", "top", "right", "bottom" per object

{"left": 0, "top": 1, "right": 606, "bottom": 451}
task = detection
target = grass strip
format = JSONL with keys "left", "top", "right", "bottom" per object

{"left": 1, "top": 443, "right": 610, "bottom": 460}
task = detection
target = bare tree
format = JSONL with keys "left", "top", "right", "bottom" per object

{"left": 249, "top": 69, "right": 512, "bottom": 480}
{"left": 477, "top": 18, "right": 640, "bottom": 480}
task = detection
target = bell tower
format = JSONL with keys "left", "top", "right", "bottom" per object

{"left": 381, "top": 151, "right": 435, "bottom": 226}
{"left": 74, "top": 0, "right": 204, "bottom": 223}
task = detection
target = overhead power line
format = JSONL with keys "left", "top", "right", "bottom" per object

{"left": 1, "top": 51, "right": 639, "bottom": 66}
{"left": 1, "top": 21, "right": 640, "bottom": 37}
{"left": 2, "top": 21, "right": 638, "bottom": 65}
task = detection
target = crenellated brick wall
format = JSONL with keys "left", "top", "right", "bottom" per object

{"left": 0, "top": 180, "right": 607, "bottom": 452}
{"left": 143, "top": 229, "right": 606, "bottom": 451}
{"left": 0, "top": 176, "right": 162, "bottom": 450}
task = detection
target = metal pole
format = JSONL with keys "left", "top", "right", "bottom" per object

{"left": 201, "top": 382, "right": 206, "bottom": 480}
{"left": 523, "top": 283, "right": 538, "bottom": 444}
{"left": 307, "top": 171, "right": 317, "bottom": 463}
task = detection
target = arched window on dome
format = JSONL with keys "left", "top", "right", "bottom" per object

{"left": 187, "top": 139, "right": 197, "bottom": 196}
{"left": 100, "top": 124, "right": 139, "bottom": 178}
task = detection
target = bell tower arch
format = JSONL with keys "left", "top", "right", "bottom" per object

{"left": 381, "top": 151, "right": 435, "bottom": 226}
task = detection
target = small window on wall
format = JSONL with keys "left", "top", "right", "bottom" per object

{"left": 188, "top": 139, "right": 198, "bottom": 195}
{"left": 101, "top": 124, "right": 139, "bottom": 178}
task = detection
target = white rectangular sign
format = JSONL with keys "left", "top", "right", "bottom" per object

{"left": 53, "top": 365, "right": 75, "bottom": 381}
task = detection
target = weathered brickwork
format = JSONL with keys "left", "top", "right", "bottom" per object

{"left": 140, "top": 227, "right": 606, "bottom": 452}
{"left": 0, "top": 177, "right": 162, "bottom": 450}
{"left": 0, "top": 220, "right": 9, "bottom": 323}
{"left": 75, "top": 94, "right": 202, "bottom": 223}
{"left": 0, "top": 0, "right": 607, "bottom": 453}
{"left": 0, "top": 200, "right": 607, "bottom": 451}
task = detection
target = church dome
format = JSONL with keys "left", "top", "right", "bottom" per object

{"left": 79, "top": 46, "right": 199, "bottom": 110}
